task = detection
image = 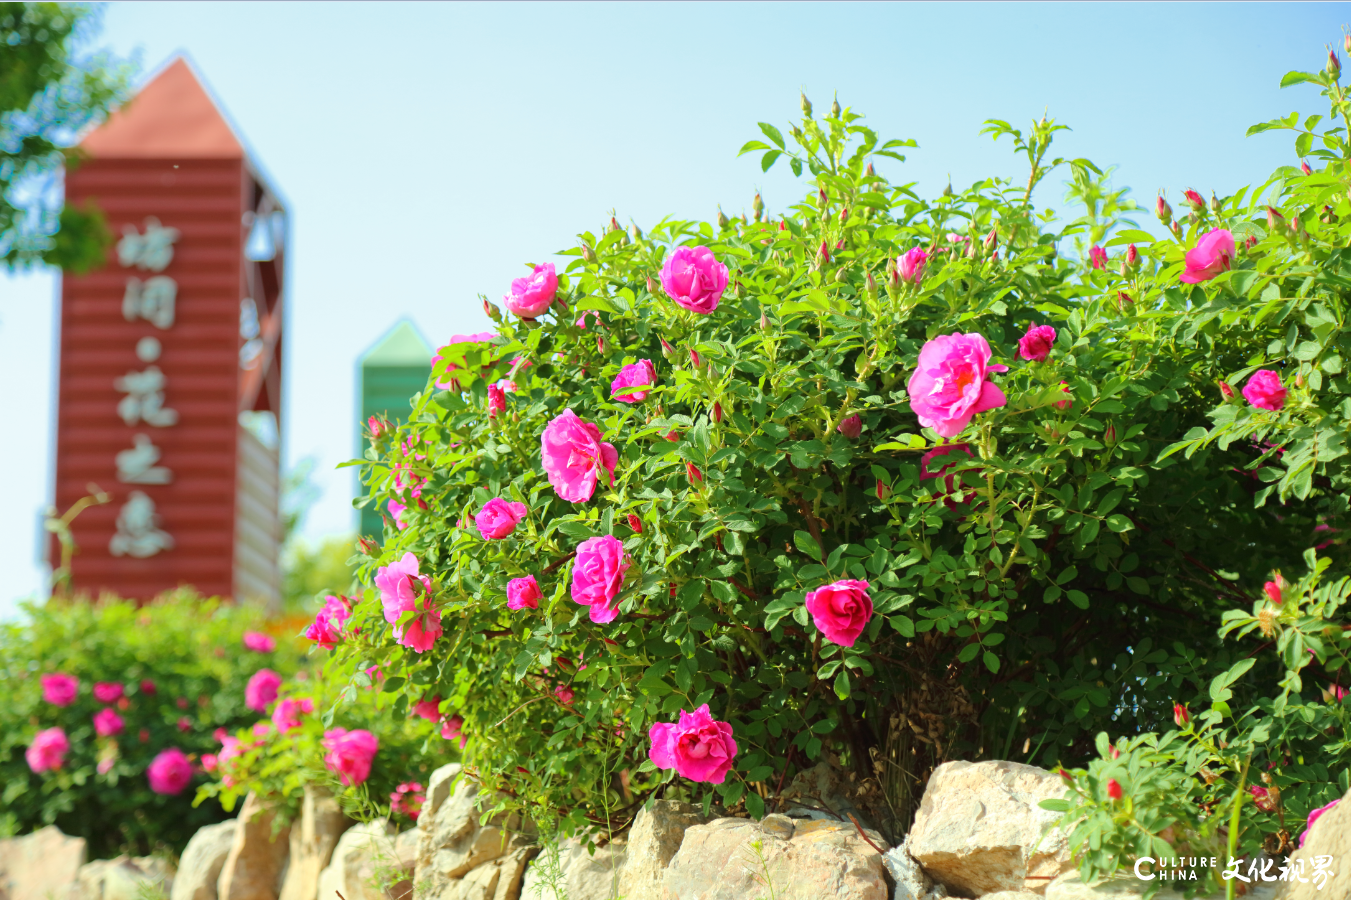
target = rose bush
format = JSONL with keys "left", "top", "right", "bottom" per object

{"left": 0, "top": 591, "right": 303, "bottom": 857}
{"left": 342, "top": 50, "right": 1350, "bottom": 863}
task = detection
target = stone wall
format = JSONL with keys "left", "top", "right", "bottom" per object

{"left": 4, "top": 766, "right": 1341, "bottom": 900}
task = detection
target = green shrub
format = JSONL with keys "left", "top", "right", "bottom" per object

{"left": 0, "top": 592, "right": 303, "bottom": 858}
{"left": 334, "top": 48, "right": 1349, "bottom": 863}
{"left": 197, "top": 659, "right": 451, "bottom": 827}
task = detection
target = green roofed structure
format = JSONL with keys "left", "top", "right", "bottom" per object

{"left": 356, "top": 320, "right": 433, "bottom": 538}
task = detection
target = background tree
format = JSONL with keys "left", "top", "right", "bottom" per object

{"left": 1, "top": 2, "right": 133, "bottom": 273}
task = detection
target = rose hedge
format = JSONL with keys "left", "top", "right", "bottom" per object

{"left": 0, "top": 592, "right": 303, "bottom": 857}
{"left": 326, "top": 55, "right": 1349, "bottom": 852}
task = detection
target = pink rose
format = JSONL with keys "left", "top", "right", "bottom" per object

{"left": 177, "top": 717, "right": 192, "bottom": 732}
{"left": 648, "top": 704, "right": 738, "bottom": 784}
{"left": 201, "top": 754, "right": 218, "bottom": 773}
{"left": 907, "top": 332, "right": 1008, "bottom": 438}
{"left": 507, "top": 575, "right": 542, "bottom": 611}
{"left": 1017, "top": 324, "right": 1056, "bottom": 362}
{"left": 475, "top": 498, "right": 529, "bottom": 539}
{"left": 1179, "top": 228, "right": 1235, "bottom": 283}
{"left": 1242, "top": 370, "right": 1286, "bottom": 411}
{"left": 242, "top": 631, "right": 276, "bottom": 653}
{"left": 42, "top": 673, "right": 79, "bottom": 707}
{"left": 322, "top": 728, "right": 379, "bottom": 786}
{"left": 412, "top": 695, "right": 442, "bottom": 721}
{"left": 541, "top": 409, "right": 618, "bottom": 503}
{"left": 375, "top": 552, "right": 443, "bottom": 653}
{"left": 93, "top": 708, "right": 125, "bottom": 737}
{"left": 805, "top": 579, "right": 874, "bottom": 647}
{"left": 571, "top": 535, "right": 631, "bottom": 624}
{"left": 837, "top": 414, "right": 862, "bottom": 439}
{"left": 487, "top": 384, "right": 507, "bottom": 418}
{"left": 271, "top": 697, "right": 314, "bottom": 733}
{"left": 148, "top": 748, "right": 193, "bottom": 795}
{"left": 432, "top": 333, "right": 498, "bottom": 389}
{"left": 1300, "top": 798, "right": 1341, "bottom": 848}
{"left": 304, "top": 595, "right": 351, "bottom": 649}
{"left": 504, "top": 263, "right": 558, "bottom": 319}
{"left": 661, "top": 246, "right": 728, "bottom": 314}
{"left": 245, "top": 669, "right": 282, "bottom": 713}
{"left": 897, "top": 247, "right": 929, "bottom": 284}
{"left": 390, "top": 782, "right": 426, "bottom": 821}
{"left": 921, "top": 443, "right": 975, "bottom": 509}
{"left": 140, "top": 679, "right": 156, "bottom": 695}
{"left": 555, "top": 684, "right": 575, "bottom": 706}
{"left": 611, "top": 359, "right": 657, "bottom": 403}
{"left": 440, "top": 714, "right": 467, "bottom": 749}
{"left": 92, "top": 681, "right": 123, "bottom": 704}
{"left": 26, "top": 727, "right": 69, "bottom": 773}
{"left": 1089, "top": 245, "right": 1107, "bottom": 270}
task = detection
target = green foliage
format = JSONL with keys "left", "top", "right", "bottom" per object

{"left": 330, "top": 56, "right": 1351, "bottom": 855}
{"left": 196, "top": 667, "right": 447, "bottom": 826}
{"left": 0, "top": 592, "right": 303, "bottom": 858}
{"left": 1, "top": 2, "right": 132, "bottom": 271}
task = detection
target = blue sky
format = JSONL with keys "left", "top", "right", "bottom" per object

{"left": 0, "top": 2, "right": 1344, "bottom": 613}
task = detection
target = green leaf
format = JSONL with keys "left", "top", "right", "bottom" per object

{"left": 833, "top": 668, "right": 851, "bottom": 700}
{"left": 759, "top": 122, "right": 786, "bottom": 149}
{"left": 1279, "top": 72, "right": 1323, "bottom": 88}
{"left": 890, "top": 615, "right": 915, "bottom": 638}
{"left": 761, "top": 150, "right": 782, "bottom": 173}
{"left": 957, "top": 643, "right": 980, "bottom": 663}
{"left": 983, "top": 651, "right": 1000, "bottom": 673}
{"left": 1105, "top": 514, "right": 1133, "bottom": 533}
{"left": 793, "top": 530, "right": 822, "bottom": 560}
{"left": 1040, "top": 798, "right": 1072, "bottom": 812}
{"left": 745, "top": 791, "right": 765, "bottom": 819}
{"left": 1066, "top": 590, "right": 1090, "bottom": 610}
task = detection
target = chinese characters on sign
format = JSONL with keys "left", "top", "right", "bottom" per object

{"left": 109, "top": 218, "right": 180, "bottom": 558}
{"left": 1134, "top": 855, "right": 1337, "bottom": 891}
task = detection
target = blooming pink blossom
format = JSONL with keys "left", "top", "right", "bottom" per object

{"left": 1018, "top": 324, "right": 1056, "bottom": 362}
{"left": 648, "top": 704, "right": 738, "bottom": 784}
{"left": 375, "top": 552, "right": 443, "bottom": 653}
{"left": 837, "top": 414, "right": 862, "bottom": 439}
{"left": 897, "top": 247, "right": 929, "bottom": 284}
{"left": 390, "top": 782, "right": 426, "bottom": 821}
{"left": 148, "top": 748, "right": 193, "bottom": 795}
{"left": 541, "top": 409, "right": 618, "bottom": 503}
{"left": 907, "top": 332, "right": 1008, "bottom": 438}
{"left": 201, "top": 754, "right": 218, "bottom": 773}
{"left": 140, "top": 679, "right": 156, "bottom": 695}
{"left": 26, "top": 727, "right": 69, "bottom": 773}
{"left": 804, "top": 580, "right": 874, "bottom": 647}
{"left": 661, "top": 246, "right": 729, "bottom": 314}
{"left": 304, "top": 595, "right": 352, "bottom": 649}
{"left": 245, "top": 669, "right": 282, "bottom": 713}
{"left": 98, "top": 757, "right": 116, "bottom": 775}
{"left": 475, "top": 498, "right": 529, "bottom": 540}
{"left": 177, "top": 717, "right": 192, "bottom": 732}
{"left": 507, "top": 575, "right": 542, "bottom": 611}
{"left": 487, "top": 384, "right": 507, "bottom": 418}
{"left": 41, "top": 673, "right": 79, "bottom": 707}
{"left": 1300, "top": 798, "right": 1341, "bottom": 848}
{"left": 242, "top": 631, "right": 276, "bottom": 653}
{"left": 1088, "top": 245, "right": 1107, "bottom": 269}
{"left": 322, "top": 728, "right": 379, "bottom": 786}
{"left": 611, "top": 359, "right": 657, "bottom": 403}
{"left": 555, "top": 684, "right": 575, "bottom": 706}
{"left": 440, "top": 715, "right": 468, "bottom": 749}
{"left": 93, "top": 708, "right": 124, "bottom": 737}
{"left": 412, "top": 696, "right": 442, "bottom": 721}
{"left": 91, "top": 681, "right": 123, "bottom": 704}
{"left": 571, "top": 535, "right": 631, "bottom": 624}
{"left": 271, "top": 697, "right": 314, "bottom": 733}
{"left": 1264, "top": 580, "right": 1282, "bottom": 604}
{"left": 504, "top": 263, "right": 558, "bottom": 319}
{"left": 1179, "top": 229, "right": 1235, "bottom": 283}
{"left": 1242, "top": 370, "right": 1287, "bottom": 411}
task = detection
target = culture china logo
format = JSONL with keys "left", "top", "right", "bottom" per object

{"left": 1133, "top": 855, "right": 1336, "bottom": 891}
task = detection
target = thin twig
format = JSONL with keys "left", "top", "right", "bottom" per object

{"left": 847, "top": 813, "right": 885, "bottom": 855}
